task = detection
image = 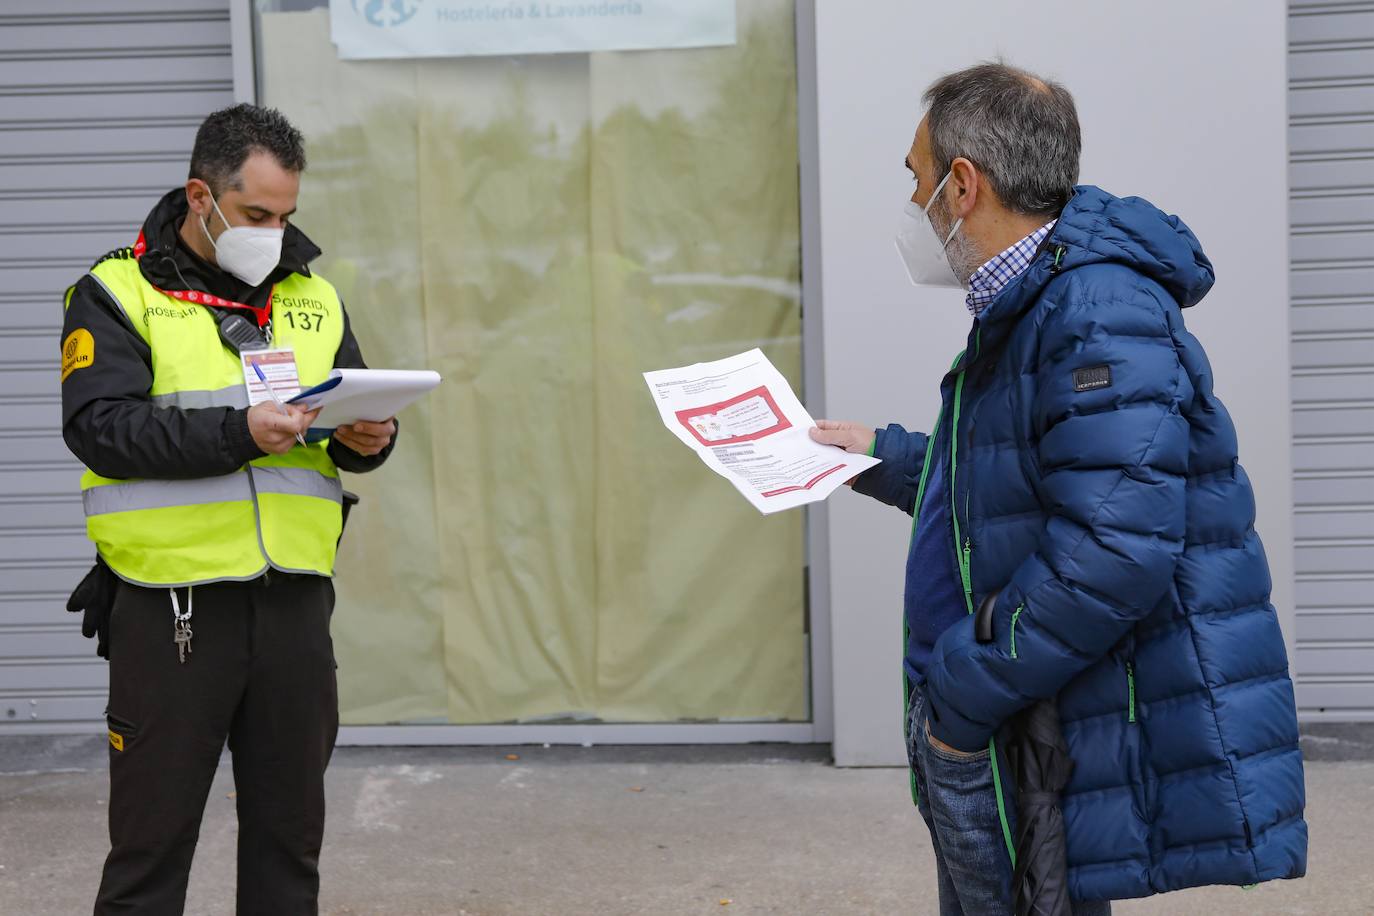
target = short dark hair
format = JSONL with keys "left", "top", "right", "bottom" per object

{"left": 189, "top": 103, "right": 307, "bottom": 194}
{"left": 923, "top": 61, "right": 1080, "bottom": 218}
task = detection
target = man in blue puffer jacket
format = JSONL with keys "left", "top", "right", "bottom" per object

{"left": 813, "top": 62, "right": 1307, "bottom": 914}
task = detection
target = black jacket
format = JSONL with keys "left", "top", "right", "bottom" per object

{"left": 61, "top": 188, "right": 395, "bottom": 480}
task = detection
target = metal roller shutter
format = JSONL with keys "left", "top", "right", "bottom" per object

{"left": 1288, "top": 0, "right": 1374, "bottom": 721}
{"left": 0, "top": 0, "right": 233, "bottom": 733}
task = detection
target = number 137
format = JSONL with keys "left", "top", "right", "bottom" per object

{"left": 284, "top": 311, "right": 325, "bottom": 333}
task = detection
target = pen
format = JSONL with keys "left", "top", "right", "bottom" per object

{"left": 252, "top": 363, "right": 308, "bottom": 448}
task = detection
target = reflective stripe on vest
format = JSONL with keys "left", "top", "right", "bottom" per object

{"left": 84, "top": 472, "right": 251, "bottom": 516}
{"left": 76, "top": 256, "right": 346, "bottom": 586}
{"left": 252, "top": 466, "right": 344, "bottom": 503}
{"left": 83, "top": 467, "right": 341, "bottom": 517}
{"left": 150, "top": 385, "right": 249, "bottom": 410}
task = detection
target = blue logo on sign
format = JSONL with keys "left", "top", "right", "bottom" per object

{"left": 351, "top": 0, "right": 421, "bottom": 28}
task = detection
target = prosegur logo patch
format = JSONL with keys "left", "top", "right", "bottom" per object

{"left": 61, "top": 328, "right": 95, "bottom": 382}
{"left": 352, "top": 0, "right": 422, "bottom": 27}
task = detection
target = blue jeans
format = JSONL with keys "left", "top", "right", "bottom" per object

{"left": 906, "top": 689, "right": 1110, "bottom": 916}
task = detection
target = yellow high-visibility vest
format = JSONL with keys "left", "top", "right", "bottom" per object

{"left": 70, "top": 256, "right": 345, "bottom": 587}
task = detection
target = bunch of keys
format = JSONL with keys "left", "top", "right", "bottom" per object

{"left": 170, "top": 587, "right": 194, "bottom": 664}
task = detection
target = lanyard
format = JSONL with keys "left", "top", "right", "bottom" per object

{"left": 133, "top": 230, "right": 274, "bottom": 329}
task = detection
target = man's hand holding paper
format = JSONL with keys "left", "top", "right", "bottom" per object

{"left": 643, "top": 349, "right": 881, "bottom": 514}
{"left": 808, "top": 420, "right": 878, "bottom": 485}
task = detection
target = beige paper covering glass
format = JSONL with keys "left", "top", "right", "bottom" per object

{"left": 260, "top": 1, "right": 805, "bottom": 725}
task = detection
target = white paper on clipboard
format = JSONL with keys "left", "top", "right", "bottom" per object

{"left": 288, "top": 368, "right": 441, "bottom": 429}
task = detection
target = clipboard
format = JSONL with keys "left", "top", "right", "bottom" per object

{"left": 288, "top": 368, "right": 441, "bottom": 432}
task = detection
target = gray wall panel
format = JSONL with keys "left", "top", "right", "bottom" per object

{"left": 1290, "top": 156, "right": 1374, "bottom": 191}
{"left": 1292, "top": 370, "right": 1374, "bottom": 401}
{"left": 1289, "top": 0, "right": 1374, "bottom": 721}
{"left": 0, "top": 661, "right": 106, "bottom": 693}
{"left": 1297, "top": 680, "right": 1374, "bottom": 717}
{"left": 0, "top": 89, "right": 234, "bottom": 123}
{"left": 0, "top": 1, "right": 233, "bottom": 733}
{"left": 1292, "top": 337, "right": 1374, "bottom": 367}
{"left": 1, "top": 434, "right": 73, "bottom": 465}
{"left": 1293, "top": 474, "right": 1374, "bottom": 505}
{"left": 6, "top": 0, "right": 229, "bottom": 13}
{"left": 1296, "top": 645, "right": 1374, "bottom": 676}
{"left": 0, "top": 471, "right": 84, "bottom": 502}
{"left": 1289, "top": 85, "right": 1374, "bottom": 120}
{"left": 1291, "top": 192, "right": 1374, "bottom": 225}
{"left": 0, "top": 531, "right": 93, "bottom": 564}
{"left": 1288, "top": 5, "right": 1374, "bottom": 44}
{"left": 0, "top": 55, "right": 227, "bottom": 88}
{"left": 1300, "top": 611, "right": 1374, "bottom": 641}
{"left": 1291, "top": 303, "right": 1374, "bottom": 333}
{"left": 1295, "top": 544, "right": 1374, "bottom": 575}
{"left": 1293, "top": 440, "right": 1374, "bottom": 470}
{"left": 3, "top": 264, "right": 111, "bottom": 299}
{"left": 1296, "top": 508, "right": 1374, "bottom": 539}
{"left": 0, "top": 156, "right": 198, "bottom": 192}
{"left": 1, "top": 629, "right": 98, "bottom": 659}
{"left": 0, "top": 695, "right": 108, "bottom": 725}
{"left": 0, "top": 565, "right": 97, "bottom": 595}
{"left": 1288, "top": 224, "right": 1374, "bottom": 262}
{"left": 2, "top": 125, "right": 200, "bottom": 162}
{"left": 0, "top": 403, "right": 66, "bottom": 432}
{"left": 1290, "top": 264, "right": 1374, "bottom": 298}
{"left": 1292, "top": 406, "right": 1374, "bottom": 437}
{"left": 1, "top": 193, "right": 189, "bottom": 227}
{"left": 0, "top": 21, "right": 231, "bottom": 54}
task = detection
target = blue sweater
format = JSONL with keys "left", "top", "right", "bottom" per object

{"left": 859, "top": 417, "right": 966, "bottom": 688}
{"left": 850, "top": 186, "right": 1307, "bottom": 901}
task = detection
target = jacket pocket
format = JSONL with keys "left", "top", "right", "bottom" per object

{"left": 925, "top": 716, "right": 989, "bottom": 761}
{"left": 105, "top": 711, "right": 137, "bottom": 752}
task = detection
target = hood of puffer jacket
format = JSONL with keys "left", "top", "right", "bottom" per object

{"left": 979, "top": 185, "right": 1216, "bottom": 331}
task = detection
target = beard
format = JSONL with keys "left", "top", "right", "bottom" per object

{"left": 929, "top": 197, "right": 983, "bottom": 288}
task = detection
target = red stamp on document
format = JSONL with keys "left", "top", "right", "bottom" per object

{"left": 675, "top": 386, "right": 792, "bottom": 448}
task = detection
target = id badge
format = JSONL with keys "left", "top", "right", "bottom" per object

{"left": 241, "top": 348, "right": 302, "bottom": 406}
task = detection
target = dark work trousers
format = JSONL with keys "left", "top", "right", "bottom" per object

{"left": 94, "top": 573, "right": 339, "bottom": 916}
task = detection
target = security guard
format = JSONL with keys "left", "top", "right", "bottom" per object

{"left": 60, "top": 104, "right": 396, "bottom": 915}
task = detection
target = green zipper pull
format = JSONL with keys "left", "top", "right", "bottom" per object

{"left": 1126, "top": 661, "right": 1137, "bottom": 724}
{"left": 960, "top": 538, "right": 973, "bottom": 610}
{"left": 1009, "top": 604, "right": 1024, "bottom": 659}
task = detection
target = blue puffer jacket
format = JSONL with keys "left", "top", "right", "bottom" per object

{"left": 858, "top": 186, "right": 1307, "bottom": 901}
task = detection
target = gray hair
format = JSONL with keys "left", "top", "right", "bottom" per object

{"left": 923, "top": 61, "right": 1080, "bottom": 218}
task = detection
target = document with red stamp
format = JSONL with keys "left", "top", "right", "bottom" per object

{"left": 644, "top": 349, "right": 880, "bottom": 514}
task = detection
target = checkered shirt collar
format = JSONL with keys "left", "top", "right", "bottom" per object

{"left": 965, "top": 220, "right": 1056, "bottom": 317}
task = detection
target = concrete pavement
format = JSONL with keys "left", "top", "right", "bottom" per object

{"left": 1, "top": 738, "right": 1368, "bottom": 915}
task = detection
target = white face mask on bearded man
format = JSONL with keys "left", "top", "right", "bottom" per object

{"left": 894, "top": 168, "right": 981, "bottom": 290}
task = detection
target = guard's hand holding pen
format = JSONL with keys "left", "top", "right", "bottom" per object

{"left": 248, "top": 402, "right": 320, "bottom": 455}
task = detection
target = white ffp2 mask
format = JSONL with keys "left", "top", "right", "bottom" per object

{"left": 200, "top": 192, "right": 284, "bottom": 288}
{"left": 894, "top": 170, "right": 964, "bottom": 288}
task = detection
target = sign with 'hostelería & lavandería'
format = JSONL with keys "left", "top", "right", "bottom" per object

{"left": 329, "top": 1, "right": 737, "bottom": 60}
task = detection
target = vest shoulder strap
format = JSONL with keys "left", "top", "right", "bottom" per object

{"left": 90, "top": 246, "right": 136, "bottom": 270}
{"left": 88, "top": 255, "right": 156, "bottom": 345}
{"left": 277, "top": 269, "right": 341, "bottom": 301}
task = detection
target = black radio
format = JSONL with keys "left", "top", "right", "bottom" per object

{"left": 215, "top": 310, "right": 269, "bottom": 355}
